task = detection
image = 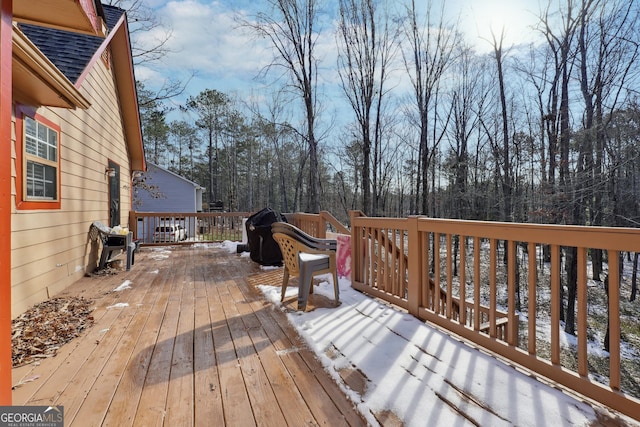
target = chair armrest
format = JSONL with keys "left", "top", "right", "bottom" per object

{"left": 271, "top": 222, "right": 337, "bottom": 252}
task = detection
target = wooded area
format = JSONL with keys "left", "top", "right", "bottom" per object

{"left": 136, "top": 0, "right": 640, "bottom": 233}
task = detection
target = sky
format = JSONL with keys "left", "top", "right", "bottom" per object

{"left": 209, "top": 240, "right": 619, "bottom": 426}
{"left": 134, "top": 0, "right": 545, "bottom": 122}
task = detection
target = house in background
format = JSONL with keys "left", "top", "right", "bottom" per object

{"left": 1, "top": 0, "right": 145, "bottom": 403}
{"left": 133, "top": 162, "right": 203, "bottom": 242}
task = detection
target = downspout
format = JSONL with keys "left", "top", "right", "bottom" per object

{"left": 0, "top": 0, "right": 12, "bottom": 405}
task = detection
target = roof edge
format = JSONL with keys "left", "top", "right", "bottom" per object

{"left": 148, "top": 163, "right": 203, "bottom": 189}
{"left": 108, "top": 13, "right": 146, "bottom": 172}
{"left": 12, "top": 24, "right": 90, "bottom": 109}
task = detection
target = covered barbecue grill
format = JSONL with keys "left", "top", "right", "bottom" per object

{"left": 245, "top": 208, "right": 285, "bottom": 266}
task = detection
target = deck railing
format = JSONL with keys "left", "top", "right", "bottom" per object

{"left": 129, "top": 210, "right": 346, "bottom": 245}
{"left": 129, "top": 211, "right": 251, "bottom": 245}
{"left": 350, "top": 211, "right": 640, "bottom": 419}
{"left": 127, "top": 209, "right": 640, "bottom": 419}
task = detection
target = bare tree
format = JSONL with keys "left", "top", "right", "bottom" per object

{"left": 486, "top": 30, "right": 514, "bottom": 225}
{"left": 105, "top": 0, "right": 171, "bottom": 65}
{"left": 447, "top": 46, "right": 487, "bottom": 221}
{"left": 537, "top": 0, "right": 580, "bottom": 327}
{"left": 105, "top": 0, "right": 189, "bottom": 105}
{"left": 401, "top": 0, "right": 460, "bottom": 215}
{"left": 247, "top": 90, "right": 307, "bottom": 213}
{"left": 577, "top": 0, "right": 640, "bottom": 279}
{"left": 242, "top": 0, "right": 323, "bottom": 212}
{"left": 336, "top": 0, "right": 397, "bottom": 215}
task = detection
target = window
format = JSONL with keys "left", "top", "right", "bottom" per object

{"left": 16, "top": 109, "right": 61, "bottom": 210}
{"left": 25, "top": 116, "right": 58, "bottom": 199}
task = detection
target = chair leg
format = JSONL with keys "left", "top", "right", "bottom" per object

{"left": 126, "top": 242, "right": 135, "bottom": 271}
{"left": 280, "top": 268, "right": 290, "bottom": 302}
{"left": 99, "top": 248, "right": 110, "bottom": 270}
{"left": 298, "top": 263, "right": 314, "bottom": 311}
{"left": 332, "top": 270, "right": 339, "bottom": 305}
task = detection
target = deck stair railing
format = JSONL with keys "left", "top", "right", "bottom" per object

{"left": 350, "top": 211, "right": 640, "bottom": 420}
{"left": 285, "top": 211, "right": 350, "bottom": 237}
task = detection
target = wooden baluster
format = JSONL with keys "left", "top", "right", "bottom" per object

{"left": 577, "top": 247, "right": 588, "bottom": 376}
{"left": 507, "top": 240, "right": 517, "bottom": 345}
{"left": 550, "top": 244, "right": 560, "bottom": 365}
{"left": 608, "top": 250, "right": 620, "bottom": 390}
{"left": 489, "top": 239, "right": 497, "bottom": 338}
{"left": 446, "top": 233, "right": 453, "bottom": 319}
{"left": 527, "top": 242, "right": 537, "bottom": 355}
{"left": 474, "top": 236, "right": 481, "bottom": 332}
{"left": 460, "top": 236, "right": 467, "bottom": 326}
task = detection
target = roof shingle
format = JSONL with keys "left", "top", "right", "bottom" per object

{"left": 102, "top": 4, "right": 125, "bottom": 32}
{"left": 17, "top": 4, "right": 127, "bottom": 84}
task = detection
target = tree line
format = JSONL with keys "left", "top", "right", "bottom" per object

{"left": 133, "top": 0, "right": 640, "bottom": 333}
{"left": 138, "top": 0, "right": 640, "bottom": 226}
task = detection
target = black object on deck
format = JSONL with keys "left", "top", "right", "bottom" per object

{"left": 245, "top": 208, "right": 285, "bottom": 266}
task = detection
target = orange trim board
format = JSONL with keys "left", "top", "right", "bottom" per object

{"left": 0, "top": 0, "right": 13, "bottom": 406}
{"left": 14, "top": 105, "right": 62, "bottom": 210}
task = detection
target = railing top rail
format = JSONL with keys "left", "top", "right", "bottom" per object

{"left": 350, "top": 216, "right": 409, "bottom": 228}
{"left": 133, "top": 211, "right": 252, "bottom": 218}
{"left": 291, "top": 212, "right": 320, "bottom": 219}
{"left": 320, "top": 211, "right": 350, "bottom": 235}
{"left": 415, "top": 217, "right": 640, "bottom": 252}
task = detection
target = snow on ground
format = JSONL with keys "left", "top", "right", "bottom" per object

{"left": 113, "top": 280, "right": 132, "bottom": 292}
{"left": 254, "top": 271, "right": 605, "bottom": 426}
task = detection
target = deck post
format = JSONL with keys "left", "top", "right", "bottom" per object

{"left": 407, "top": 216, "right": 421, "bottom": 317}
{"left": 319, "top": 212, "right": 327, "bottom": 238}
{"left": 349, "top": 211, "right": 363, "bottom": 285}
{"left": 0, "top": 0, "right": 12, "bottom": 405}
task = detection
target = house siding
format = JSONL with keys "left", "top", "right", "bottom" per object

{"left": 10, "top": 53, "right": 132, "bottom": 317}
{"left": 134, "top": 164, "right": 198, "bottom": 213}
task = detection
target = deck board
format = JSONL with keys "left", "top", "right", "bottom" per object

{"left": 101, "top": 264, "right": 173, "bottom": 427}
{"left": 12, "top": 246, "right": 365, "bottom": 426}
{"left": 193, "top": 288, "right": 225, "bottom": 426}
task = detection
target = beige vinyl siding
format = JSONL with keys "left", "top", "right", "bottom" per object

{"left": 11, "top": 55, "right": 134, "bottom": 317}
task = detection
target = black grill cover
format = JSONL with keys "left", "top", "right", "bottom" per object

{"left": 246, "top": 208, "right": 285, "bottom": 266}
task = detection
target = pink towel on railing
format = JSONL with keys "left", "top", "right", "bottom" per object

{"left": 336, "top": 234, "right": 351, "bottom": 278}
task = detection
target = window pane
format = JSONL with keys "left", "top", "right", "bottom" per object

{"left": 45, "top": 180, "right": 56, "bottom": 197}
{"left": 31, "top": 162, "right": 44, "bottom": 180}
{"left": 25, "top": 117, "right": 36, "bottom": 137}
{"left": 33, "top": 181, "right": 44, "bottom": 197}
{"left": 26, "top": 160, "right": 57, "bottom": 199}
{"left": 38, "top": 141, "right": 47, "bottom": 158}
{"left": 48, "top": 128, "right": 57, "bottom": 147}
{"left": 37, "top": 122, "right": 47, "bottom": 141}
{"left": 25, "top": 135, "right": 37, "bottom": 155}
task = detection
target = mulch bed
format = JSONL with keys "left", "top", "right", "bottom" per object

{"left": 11, "top": 296, "right": 95, "bottom": 367}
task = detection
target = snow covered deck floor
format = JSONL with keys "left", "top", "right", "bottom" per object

{"left": 12, "top": 245, "right": 636, "bottom": 426}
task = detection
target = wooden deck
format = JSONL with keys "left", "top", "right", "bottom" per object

{"left": 12, "top": 246, "right": 366, "bottom": 426}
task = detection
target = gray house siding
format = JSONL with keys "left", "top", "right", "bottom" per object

{"left": 134, "top": 163, "right": 203, "bottom": 242}
{"left": 135, "top": 163, "right": 201, "bottom": 212}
